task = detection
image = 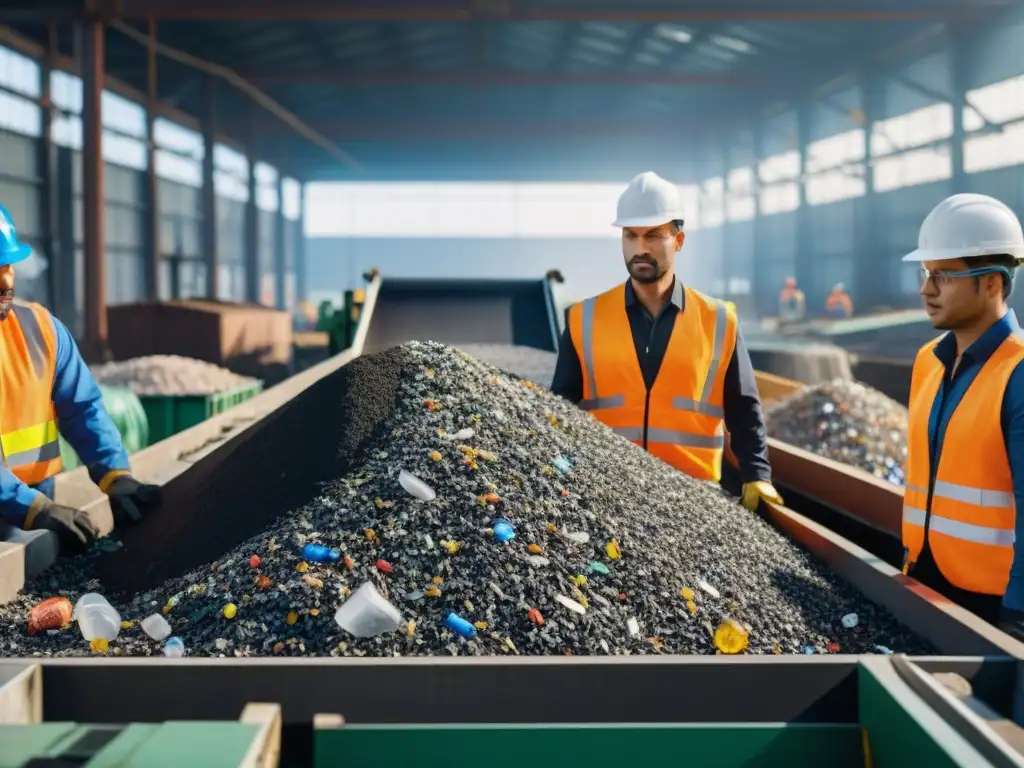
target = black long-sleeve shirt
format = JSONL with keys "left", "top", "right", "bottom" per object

{"left": 550, "top": 279, "right": 772, "bottom": 484}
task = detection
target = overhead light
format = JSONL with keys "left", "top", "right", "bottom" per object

{"left": 657, "top": 25, "right": 693, "bottom": 44}
{"left": 710, "top": 35, "right": 753, "bottom": 54}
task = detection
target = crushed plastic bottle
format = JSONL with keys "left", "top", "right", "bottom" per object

{"left": 492, "top": 518, "right": 515, "bottom": 543}
{"left": 163, "top": 636, "right": 185, "bottom": 657}
{"left": 303, "top": 543, "right": 341, "bottom": 563}
{"left": 398, "top": 469, "right": 436, "bottom": 501}
{"left": 73, "top": 593, "right": 121, "bottom": 643}
{"left": 444, "top": 613, "right": 477, "bottom": 639}
{"left": 448, "top": 428, "right": 475, "bottom": 441}
{"left": 626, "top": 617, "right": 640, "bottom": 638}
{"left": 141, "top": 613, "right": 172, "bottom": 641}
{"left": 563, "top": 530, "right": 590, "bottom": 545}
{"left": 334, "top": 581, "right": 403, "bottom": 638}
{"left": 713, "top": 619, "right": 749, "bottom": 654}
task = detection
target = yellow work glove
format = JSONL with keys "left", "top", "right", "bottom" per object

{"left": 741, "top": 481, "right": 784, "bottom": 512}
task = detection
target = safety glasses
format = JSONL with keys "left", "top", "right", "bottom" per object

{"left": 919, "top": 265, "right": 1012, "bottom": 289}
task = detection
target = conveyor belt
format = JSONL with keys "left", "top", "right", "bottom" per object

{"left": 361, "top": 276, "right": 561, "bottom": 354}
{"left": 2, "top": 274, "right": 1020, "bottom": 664}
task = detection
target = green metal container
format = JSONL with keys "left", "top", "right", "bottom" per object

{"left": 139, "top": 380, "right": 265, "bottom": 445}
{"left": 59, "top": 385, "right": 150, "bottom": 472}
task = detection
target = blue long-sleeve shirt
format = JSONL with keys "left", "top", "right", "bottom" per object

{"left": 926, "top": 309, "right": 1024, "bottom": 611}
{"left": 549, "top": 278, "right": 772, "bottom": 483}
{"left": 0, "top": 310, "right": 130, "bottom": 524}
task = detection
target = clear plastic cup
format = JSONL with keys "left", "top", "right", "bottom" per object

{"left": 141, "top": 613, "right": 172, "bottom": 641}
{"left": 334, "top": 581, "right": 402, "bottom": 638}
{"left": 74, "top": 593, "right": 121, "bottom": 642}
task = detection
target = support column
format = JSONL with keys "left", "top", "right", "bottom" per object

{"left": 751, "top": 123, "right": 766, "bottom": 317}
{"left": 144, "top": 17, "right": 160, "bottom": 301}
{"left": 794, "top": 104, "right": 812, "bottom": 310}
{"left": 80, "top": 20, "right": 107, "bottom": 360}
{"left": 860, "top": 72, "right": 882, "bottom": 309}
{"left": 244, "top": 135, "right": 260, "bottom": 302}
{"left": 274, "top": 175, "right": 286, "bottom": 311}
{"left": 295, "top": 182, "right": 307, "bottom": 303}
{"left": 39, "top": 22, "right": 59, "bottom": 313}
{"left": 201, "top": 73, "right": 219, "bottom": 299}
{"left": 949, "top": 32, "right": 969, "bottom": 191}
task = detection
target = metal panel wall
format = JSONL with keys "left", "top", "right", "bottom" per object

{"left": 104, "top": 163, "right": 145, "bottom": 306}
{"left": 257, "top": 208, "right": 275, "bottom": 305}
{"left": 0, "top": 129, "right": 45, "bottom": 304}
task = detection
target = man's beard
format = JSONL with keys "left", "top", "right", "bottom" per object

{"left": 627, "top": 257, "right": 663, "bottom": 285}
{"left": 0, "top": 289, "right": 13, "bottom": 320}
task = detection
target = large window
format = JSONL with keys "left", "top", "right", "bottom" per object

{"left": 871, "top": 103, "right": 952, "bottom": 192}
{"left": 758, "top": 150, "right": 800, "bottom": 215}
{"left": 804, "top": 129, "right": 866, "bottom": 205}
{"left": 964, "top": 73, "right": 1024, "bottom": 173}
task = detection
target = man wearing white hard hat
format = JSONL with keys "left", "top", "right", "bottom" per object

{"left": 900, "top": 193, "right": 1024, "bottom": 637}
{"left": 551, "top": 172, "right": 782, "bottom": 512}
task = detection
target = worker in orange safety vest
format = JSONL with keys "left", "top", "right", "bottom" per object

{"left": 0, "top": 204, "right": 162, "bottom": 555}
{"left": 825, "top": 282, "right": 853, "bottom": 319}
{"left": 901, "top": 193, "right": 1024, "bottom": 637}
{"left": 549, "top": 172, "right": 782, "bottom": 512}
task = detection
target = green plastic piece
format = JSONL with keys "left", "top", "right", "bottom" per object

{"left": 138, "top": 381, "right": 264, "bottom": 445}
{"left": 313, "top": 723, "right": 863, "bottom": 768}
{"left": 59, "top": 384, "right": 150, "bottom": 472}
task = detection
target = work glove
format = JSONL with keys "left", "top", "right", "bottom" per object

{"left": 105, "top": 475, "right": 162, "bottom": 526}
{"left": 28, "top": 499, "right": 100, "bottom": 555}
{"left": 998, "top": 607, "right": 1024, "bottom": 642}
{"left": 741, "top": 481, "right": 784, "bottom": 513}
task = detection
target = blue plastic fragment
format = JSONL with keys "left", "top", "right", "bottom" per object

{"left": 802, "top": 646, "right": 815, "bottom": 655}
{"left": 303, "top": 543, "right": 341, "bottom": 563}
{"left": 553, "top": 455, "right": 572, "bottom": 474}
{"left": 444, "top": 613, "right": 477, "bottom": 639}
{"left": 874, "top": 645, "right": 893, "bottom": 655}
{"left": 492, "top": 518, "right": 516, "bottom": 543}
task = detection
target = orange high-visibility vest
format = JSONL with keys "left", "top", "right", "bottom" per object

{"left": 568, "top": 283, "right": 737, "bottom": 482}
{"left": 0, "top": 303, "right": 63, "bottom": 485}
{"left": 903, "top": 334, "right": 1024, "bottom": 595}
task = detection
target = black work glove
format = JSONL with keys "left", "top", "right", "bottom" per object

{"left": 106, "top": 475, "right": 162, "bottom": 526}
{"left": 998, "top": 607, "right": 1024, "bottom": 642}
{"left": 29, "top": 499, "right": 99, "bottom": 554}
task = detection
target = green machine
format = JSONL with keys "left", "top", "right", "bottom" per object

{"left": 317, "top": 288, "right": 366, "bottom": 357}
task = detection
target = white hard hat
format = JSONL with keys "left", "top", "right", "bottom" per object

{"left": 903, "top": 193, "right": 1024, "bottom": 263}
{"left": 613, "top": 171, "right": 686, "bottom": 228}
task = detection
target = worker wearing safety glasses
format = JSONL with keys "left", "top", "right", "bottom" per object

{"left": 0, "top": 204, "right": 161, "bottom": 556}
{"left": 550, "top": 172, "right": 781, "bottom": 514}
{"left": 901, "top": 193, "right": 1024, "bottom": 640}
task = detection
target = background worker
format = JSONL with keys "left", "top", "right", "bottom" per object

{"left": 778, "top": 277, "right": 805, "bottom": 324}
{"left": 550, "top": 172, "right": 782, "bottom": 512}
{"left": 0, "top": 204, "right": 161, "bottom": 555}
{"left": 900, "top": 193, "right": 1024, "bottom": 639}
{"left": 825, "top": 282, "right": 853, "bottom": 319}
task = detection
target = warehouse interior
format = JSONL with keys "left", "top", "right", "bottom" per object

{"left": 6, "top": 2, "right": 1024, "bottom": 765}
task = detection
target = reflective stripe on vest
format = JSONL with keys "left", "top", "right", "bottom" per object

{"left": 569, "top": 283, "right": 736, "bottom": 481}
{"left": 0, "top": 303, "right": 62, "bottom": 485}
{"left": 902, "top": 332, "right": 1023, "bottom": 595}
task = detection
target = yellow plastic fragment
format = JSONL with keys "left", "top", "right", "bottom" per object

{"left": 606, "top": 539, "right": 622, "bottom": 560}
{"left": 474, "top": 621, "right": 488, "bottom": 630}
{"left": 407, "top": 620, "right": 416, "bottom": 637}
{"left": 425, "top": 586, "right": 442, "bottom": 598}
{"left": 713, "top": 619, "right": 749, "bottom": 655}
{"left": 442, "top": 540, "right": 460, "bottom": 555}
{"left": 569, "top": 574, "right": 587, "bottom": 587}
{"left": 287, "top": 611, "right": 299, "bottom": 626}
{"left": 680, "top": 587, "right": 695, "bottom": 601}
{"left": 120, "top": 620, "right": 134, "bottom": 630}
{"left": 90, "top": 638, "right": 108, "bottom": 653}
{"left": 430, "top": 451, "right": 442, "bottom": 461}
{"left": 686, "top": 600, "right": 697, "bottom": 616}
{"left": 296, "top": 561, "right": 309, "bottom": 573}
{"left": 223, "top": 603, "right": 238, "bottom": 620}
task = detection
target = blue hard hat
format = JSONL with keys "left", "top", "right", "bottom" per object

{"left": 0, "top": 204, "right": 33, "bottom": 267}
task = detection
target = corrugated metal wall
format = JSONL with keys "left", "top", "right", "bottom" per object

{"left": 0, "top": 38, "right": 303, "bottom": 339}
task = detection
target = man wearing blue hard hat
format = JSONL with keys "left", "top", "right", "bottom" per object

{"left": 0, "top": 204, "right": 161, "bottom": 555}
